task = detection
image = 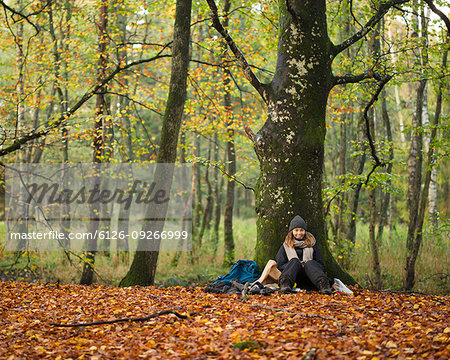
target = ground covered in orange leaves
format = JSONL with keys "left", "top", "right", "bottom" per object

{"left": 0, "top": 281, "right": 448, "bottom": 359}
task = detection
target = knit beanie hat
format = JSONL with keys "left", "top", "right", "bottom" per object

{"left": 288, "top": 215, "right": 307, "bottom": 232}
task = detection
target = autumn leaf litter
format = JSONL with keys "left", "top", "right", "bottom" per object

{"left": 0, "top": 281, "right": 448, "bottom": 359}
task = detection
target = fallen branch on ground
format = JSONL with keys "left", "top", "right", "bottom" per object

{"left": 50, "top": 309, "right": 197, "bottom": 328}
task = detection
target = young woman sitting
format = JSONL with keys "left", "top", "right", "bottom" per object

{"left": 275, "top": 215, "right": 332, "bottom": 295}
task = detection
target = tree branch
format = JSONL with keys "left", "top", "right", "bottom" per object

{"left": 0, "top": 0, "right": 51, "bottom": 35}
{"left": 0, "top": 54, "right": 170, "bottom": 158}
{"left": 206, "top": 0, "right": 268, "bottom": 103}
{"left": 363, "top": 75, "right": 393, "bottom": 185}
{"left": 190, "top": 58, "right": 274, "bottom": 76}
{"left": 333, "top": 0, "right": 409, "bottom": 56}
{"left": 422, "top": 0, "right": 450, "bottom": 35}
{"left": 333, "top": 69, "right": 385, "bottom": 86}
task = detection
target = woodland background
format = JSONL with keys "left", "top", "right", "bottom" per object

{"left": 0, "top": 0, "right": 449, "bottom": 294}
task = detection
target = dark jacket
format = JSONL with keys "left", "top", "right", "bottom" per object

{"left": 275, "top": 242, "right": 324, "bottom": 272}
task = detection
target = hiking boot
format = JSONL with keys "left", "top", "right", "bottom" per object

{"left": 279, "top": 277, "right": 292, "bottom": 294}
{"left": 317, "top": 277, "right": 332, "bottom": 295}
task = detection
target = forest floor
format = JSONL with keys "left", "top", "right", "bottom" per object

{"left": 0, "top": 281, "right": 448, "bottom": 359}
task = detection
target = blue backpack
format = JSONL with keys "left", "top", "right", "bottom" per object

{"left": 213, "top": 260, "right": 260, "bottom": 284}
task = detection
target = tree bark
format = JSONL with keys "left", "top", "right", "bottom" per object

{"left": 120, "top": 0, "right": 192, "bottom": 287}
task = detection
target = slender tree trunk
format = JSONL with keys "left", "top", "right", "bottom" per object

{"left": 404, "top": 4, "right": 428, "bottom": 290}
{"left": 334, "top": 113, "right": 346, "bottom": 241}
{"left": 367, "top": 24, "right": 382, "bottom": 286}
{"left": 115, "top": 0, "right": 132, "bottom": 254}
{"left": 422, "top": 45, "right": 438, "bottom": 231}
{"left": 198, "top": 140, "right": 214, "bottom": 245}
{"left": 333, "top": 2, "right": 352, "bottom": 246}
{"left": 120, "top": 0, "right": 192, "bottom": 287}
{"left": 14, "top": 0, "right": 28, "bottom": 250}
{"left": 404, "top": 33, "right": 446, "bottom": 291}
{"left": 212, "top": 132, "right": 222, "bottom": 255}
{"left": 221, "top": 0, "right": 235, "bottom": 267}
{"left": 428, "top": 166, "right": 438, "bottom": 230}
{"left": 369, "top": 188, "right": 382, "bottom": 288}
{"left": 171, "top": 132, "right": 192, "bottom": 266}
{"left": 80, "top": 0, "right": 109, "bottom": 285}
{"left": 59, "top": 0, "right": 72, "bottom": 249}
{"left": 191, "top": 134, "right": 202, "bottom": 261}
{"left": 193, "top": 135, "right": 202, "bottom": 226}
{"left": 376, "top": 89, "right": 394, "bottom": 245}
{"left": 223, "top": 132, "right": 235, "bottom": 266}
{"left": 337, "top": 108, "right": 366, "bottom": 259}
{"left": 404, "top": 79, "right": 425, "bottom": 289}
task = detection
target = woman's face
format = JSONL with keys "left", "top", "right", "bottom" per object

{"left": 293, "top": 227, "right": 306, "bottom": 240}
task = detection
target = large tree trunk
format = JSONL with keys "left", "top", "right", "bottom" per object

{"left": 207, "top": 0, "right": 406, "bottom": 285}
{"left": 252, "top": 1, "right": 353, "bottom": 283}
{"left": 120, "top": 0, "right": 192, "bottom": 287}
